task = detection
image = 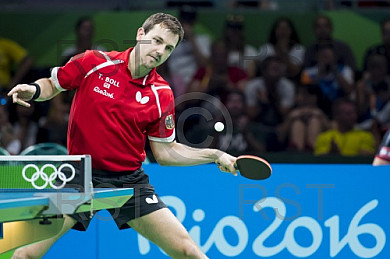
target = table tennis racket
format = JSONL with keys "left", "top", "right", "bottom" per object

{"left": 235, "top": 155, "right": 272, "bottom": 180}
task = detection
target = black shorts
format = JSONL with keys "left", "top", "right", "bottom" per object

{"left": 69, "top": 167, "right": 167, "bottom": 231}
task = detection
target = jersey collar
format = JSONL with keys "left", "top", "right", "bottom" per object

{"left": 125, "top": 47, "right": 157, "bottom": 87}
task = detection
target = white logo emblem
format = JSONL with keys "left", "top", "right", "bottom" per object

{"left": 136, "top": 91, "right": 149, "bottom": 104}
{"left": 22, "top": 163, "right": 76, "bottom": 190}
{"left": 145, "top": 195, "right": 158, "bottom": 204}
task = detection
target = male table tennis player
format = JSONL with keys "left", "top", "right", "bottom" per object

{"left": 8, "top": 13, "right": 237, "bottom": 259}
{"left": 373, "top": 130, "right": 390, "bottom": 165}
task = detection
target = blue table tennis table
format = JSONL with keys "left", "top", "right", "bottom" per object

{"left": 0, "top": 188, "right": 133, "bottom": 254}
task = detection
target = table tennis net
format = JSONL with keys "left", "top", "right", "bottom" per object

{"left": 0, "top": 155, "right": 92, "bottom": 193}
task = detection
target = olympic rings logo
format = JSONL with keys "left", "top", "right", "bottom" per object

{"left": 22, "top": 163, "right": 76, "bottom": 190}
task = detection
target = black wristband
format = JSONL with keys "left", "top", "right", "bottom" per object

{"left": 29, "top": 83, "right": 41, "bottom": 100}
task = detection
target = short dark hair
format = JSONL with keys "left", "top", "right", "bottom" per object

{"left": 142, "top": 13, "right": 184, "bottom": 45}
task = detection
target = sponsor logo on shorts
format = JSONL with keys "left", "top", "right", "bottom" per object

{"left": 145, "top": 195, "right": 158, "bottom": 204}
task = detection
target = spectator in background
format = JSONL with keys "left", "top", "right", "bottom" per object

{"left": 314, "top": 98, "right": 375, "bottom": 156}
{"left": 258, "top": 17, "right": 305, "bottom": 81}
{"left": 184, "top": 90, "right": 265, "bottom": 154}
{"left": 184, "top": 40, "right": 247, "bottom": 138}
{"left": 61, "top": 16, "right": 105, "bottom": 64}
{"left": 167, "top": 6, "right": 211, "bottom": 97}
{"left": 258, "top": 0, "right": 279, "bottom": 9}
{"left": 356, "top": 54, "right": 390, "bottom": 136}
{"left": 0, "top": 38, "right": 33, "bottom": 93}
{"left": 228, "top": 0, "right": 279, "bottom": 10}
{"left": 363, "top": 18, "right": 390, "bottom": 75}
{"left": 245, "top": 56, "right": 295, "bottom": 151}
{"left": 278, "top": 84, "right": 329, "bottom": 152}
{"left": 0, "top": 99, "right": 21, "bottom": 154}
{"left": 320, "top": 0, "right": 389, "bottom": 9}
{"left": 36, "top": 101, "right": 68, "bottom": 146}
{"left": 301, "top": 44, "right": 355, "bottom": 116}
{"left": 322, "top": 0, "right": 340, "bottom": 9}
{"left": 303, "top": 15, "right": 356, "bottom": 71}
{"left": 12, "top": 103, "right": 38, "bottom": 150}
{"left": 218, "top": 90, "right": 265, "bottom": 154}
{"left": 245, "top": 56, "right": 295, "bottom": 126}
{"left": 187, "top": 39, "right": 247, "bottom": 99}
{"left": 224, "top": 15, "right": 258, "bottom": 79}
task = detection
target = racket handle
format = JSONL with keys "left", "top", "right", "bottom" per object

{"left": 218, "top": 162, "right": 239, "bottom": 169}
{"left": 217, "top": 162, "right": 239, "bottom": 172}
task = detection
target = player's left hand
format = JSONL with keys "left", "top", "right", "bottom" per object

{"left": 7, "top": 84, "right": 36, "bottom": 107}
{"left": 215, "top": 153, "right": 237, "bottom": 176}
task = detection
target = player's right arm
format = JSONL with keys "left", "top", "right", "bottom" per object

{"left": 7, "top": 78, "right": 61, "bottom": 107}
{"left": 373, "top": 157, "right": 389, "bottom": 165}
{"left": 373, "top": 130, "right": 390, "bottom": 166}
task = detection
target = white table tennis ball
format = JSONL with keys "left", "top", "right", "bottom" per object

{"left": 214, "top": 122, "right": 225, "bottom": 132}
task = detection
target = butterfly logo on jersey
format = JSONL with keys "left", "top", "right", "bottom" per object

{"left": 136, "top": 91, "right": 149, "bottom": 104}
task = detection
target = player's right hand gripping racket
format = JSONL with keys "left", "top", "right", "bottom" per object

{"left": 235, "top": 155, "right": 272, "bottom": 180}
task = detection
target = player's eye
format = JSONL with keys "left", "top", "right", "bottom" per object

{"left": 166, "top": 46, "right": 174, "bottom": 52}
{"left": 154, "top": 38, "right": 162, "bottom": 44}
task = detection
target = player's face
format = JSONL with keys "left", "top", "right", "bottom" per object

{"left": 136, "top": 24, "right": 179, "bottom": 69}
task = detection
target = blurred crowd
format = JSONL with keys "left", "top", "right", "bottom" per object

{"left": 0, "top": 7, "right": 389, "bottom": 158}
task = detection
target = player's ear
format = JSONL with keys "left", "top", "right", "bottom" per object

{"left": 136, "top": 27, "right": 145, "bottom": 41}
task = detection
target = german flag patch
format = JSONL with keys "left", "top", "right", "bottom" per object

{"left": 165, "top": 114, "right": 175, "bottom": 130}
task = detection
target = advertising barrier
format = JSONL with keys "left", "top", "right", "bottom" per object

{"left": 45, "top": 164, "right": 389, "bottom": 258}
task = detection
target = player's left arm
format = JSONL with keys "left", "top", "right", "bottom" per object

{"left": 8, "top": 78, "right": 61, "bottom": 107}
{"left": 150, "top": 140, "right": 237, "bottom": 175}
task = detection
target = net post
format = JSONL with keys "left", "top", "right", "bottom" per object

{"left": 83, "top": 155, "right": 94, "bottom": 218}
{"left": 83, "top": 155, "right": 93, "bottom": 195}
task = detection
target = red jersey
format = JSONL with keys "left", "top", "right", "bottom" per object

{"left": 51, "top": 48, "right": 175, "bottom": 171}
